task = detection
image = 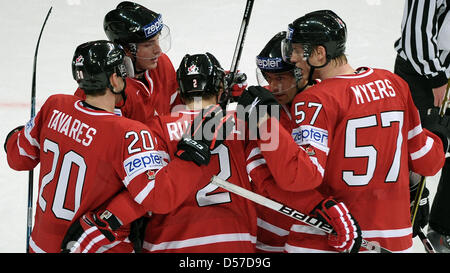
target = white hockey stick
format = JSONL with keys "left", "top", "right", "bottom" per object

{"left": 210, "top": 175, "right": 392, "bottom": 253}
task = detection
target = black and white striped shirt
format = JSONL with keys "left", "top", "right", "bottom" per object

{"left": 395, "top": 0, "right": 449, "bottom": 88}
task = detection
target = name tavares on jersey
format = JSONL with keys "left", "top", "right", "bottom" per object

{"left": 350, "top": 79, "right": 396, "bottom": 105}
{"left": 47, "top": 109, "right": 97, "bottom": 146}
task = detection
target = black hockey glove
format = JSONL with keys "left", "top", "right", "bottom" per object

{"left": 237, "top": 85, "right": 281, "bottom": 124}
{"left": 176, "top": 104, "right": 234, "bottom": 166}
{"left": 4, "top": 125, "right": 24, "bottom": 153}
{"left": 422, "top": 107, "right": 450, "bottom": 152}
{"left": 176, "top": 137, "right": 211, "bottom": 166}
{"left": 410, "top": 184, "right": 430, "bottom": 238}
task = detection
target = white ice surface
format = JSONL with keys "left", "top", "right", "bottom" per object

{"left": 0, "top": 0, "right": 439, "bottom": 253}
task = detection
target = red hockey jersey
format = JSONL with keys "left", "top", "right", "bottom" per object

{"left": 141, "top": 108, "right": 257, "bottom": 252}
{"left": 284, "top": 67, "right": 445, "bottom": 252}
{"left": 74, "top": 77, "right": 153, "bottom": 124}
{"left": 248, "top": 105, "right": 325, "bottom": 252}
{"left": 5, "top": 94, "right": 205, "bottom": 253}
{"left": 139, "top": 53, "right": 183, "bottom": 116}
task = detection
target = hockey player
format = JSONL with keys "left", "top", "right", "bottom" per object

{"left": 103, "top": 1, "right": 182, "bottom": 118}
{"left": 248, "top": 31, "right": 364, "bottom": 253}
{"left": 251, "top": 31, "right": 309, "bottom": 252}
{"left": 140, "top": 53, "right": 258, "bottom": 252}
{"left": 4, "top": 40, "right": 210, "bottom": 253}
{"left": 143, "top": 52, "right": 360, "bottom": 253}
{"left": 277, "top": 10, "right": 446, "bottom": 252}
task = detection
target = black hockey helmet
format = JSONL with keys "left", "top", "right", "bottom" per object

{"left": 103, "top": 1, "right": 171, "bottom": 51}
{"left": 282, "top": 10, "right": 347, "bottom": 62}
{"left": 176, "top": 52, "right": 225, "bottom": 99}
{"left": 256, "top": 31, "right": 303, "bottom": 87}
{"left": 256, "top": 31, "right": 296, "bottom": 74}
{"left": 72, "top": 40, "right": 130, "bottom": 93}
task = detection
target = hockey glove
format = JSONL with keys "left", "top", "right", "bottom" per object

{"left": 176, "top": 137, "right": 211, "bottom": 166}
{"left": 422, "top": 107, "right": 450, "bottom": 152}
{"left": 4, "top": 125, "right": 24, "bottom": 153}
{"left": 311, "top": 198, "right": 362, "bottom": 253}
{"left": 410, "top": 184, "right": 430, "bottom": 238}
{"left": 237, "top": 85, "right": 281, "bottom": 124}
{"left": 225, "top": 70, "right": 248, "bottom": 101}
{"left": 61, "top": 210, "right": 126, "bottom": 253}
{"left": 176, "top": 104, "right": 234, "bottom": 166}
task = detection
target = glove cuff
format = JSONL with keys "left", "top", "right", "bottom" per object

{"left": 4, "top": 125, "right": 24, "bottom": 153}
{"left": 98, "top": 210, "right": 123, "bottom": 231}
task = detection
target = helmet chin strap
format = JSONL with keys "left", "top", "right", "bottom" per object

{"left": 296, "top": 53, "right": 331, "bottom": 93}
{"left": 108, "top": 76, "right": 127, "bottom": 105}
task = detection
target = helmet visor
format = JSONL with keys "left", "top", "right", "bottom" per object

{"left": 281, "top": 38, "right": 294, "bottom": 64}
{"left": 158, "top": 24, "right": 171, "bottom": 53}
{"left": 120, "top": 56, "right": 135, "bottom": 78}
{"left": 134, "top": 24, "right": 171, "bottom": 60}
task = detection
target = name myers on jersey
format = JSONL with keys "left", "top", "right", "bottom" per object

{"left": 291, "top": 125, "right": 328, "bottom": 151}
{"left": 350, "top": 79, "right": 396, "bottom": 105}
{"left": 124, "top": 151, "right": 165, "bottom": 181}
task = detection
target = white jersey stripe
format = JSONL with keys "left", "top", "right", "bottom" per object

{"left": 17, "top": 134, "right": 37, "bottom": 160}
{"left": 246, "top": 147, "right": 262, "bottom": 161}
{"left": 257, "top": 218, "right": 289, "bottom": 237}
{"left": 285, "top": 243, "right": 337, "bottom": 253}
{"left": 246, "top": 158, "right": 266, "bottom": 174}
{"left": 410, "top": 136, "right": 434, "bottom": 160}
{"left": 134, "top": 180, "right": 155, "bottom": 204}
{"left": 362, "top": 227, "right": 412, "bottom": 239}
{"left": 143, "top": 233, "right": 256, "bottom": 251}
{"left": 29, "top": 237, "right": 46, "bottom": 253}
{"left": 408, "top": 124, "right": 422, "bottom": 139}
{"left": 256, "top": 241, "right": 285, "bottom": 253}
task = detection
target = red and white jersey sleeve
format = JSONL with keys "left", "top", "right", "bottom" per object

{"left": 141, "top": 110, "right": 257, "bottom": 253}
{"left": 5, "top": 94, "right": 203, "bottom": 253}
{"left": 245, "top": 108, "right": 325, "bottom": 253}
{"left": 286, "top": 67, "right": 445, "bottom": 253}
{"left": 141, "top": 53, "right": 183, "bottom": 116}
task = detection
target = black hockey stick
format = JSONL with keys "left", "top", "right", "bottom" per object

{"left": 417, "top": 228, "right": 436, "bottom": 253}
{"left": 210, "top": 176, "right": 393, "bottom": 253}
{"left": 26, "top": 6, "right": 52, "bottom": 253}
{"left": 219, "top": 0, "right": 254, "bottom": 106}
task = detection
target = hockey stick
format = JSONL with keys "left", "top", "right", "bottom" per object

{"left": 417, "top": 228, "right": 436, "bottom": 253}
{"left": 210, "top": 176, "right": 393, "bottom": 253}
{"left": 219, "top": 0, "right": 255, "bottom": 106}
{"left": 410, "top": 175, "right": 426, "bottom": 227}
{"left": 26, "top": 6, "right": 52, "bottom": 253}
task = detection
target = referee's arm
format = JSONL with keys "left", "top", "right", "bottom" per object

{"left": 395, "top": 0, "right": 448, "bottom": 89}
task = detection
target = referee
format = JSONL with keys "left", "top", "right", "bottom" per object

{"left": 394, "top": 0, "right": 449, "bottom": 253}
